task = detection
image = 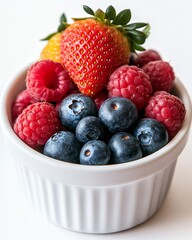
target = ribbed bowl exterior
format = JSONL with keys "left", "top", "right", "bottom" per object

{"left": 15, "top": 159, "right": 176, "bottom": 233}
{"left": 1, "top": 67, "right": 191, "bottom": 234}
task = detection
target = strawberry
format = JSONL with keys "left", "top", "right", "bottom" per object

{"left": 40, "top": 14, "right": 69, "bottom": 63}
{"left": 42, "top": 6, "right": 149, "bottom": 96}
{"left": 40, "top": 33, "right": 62, "bottom": 63}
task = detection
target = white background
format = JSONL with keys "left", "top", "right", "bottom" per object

{"left": 0, "top": 0, "right": 192, "bottom": 239}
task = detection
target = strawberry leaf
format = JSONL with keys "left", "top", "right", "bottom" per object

{"left": 132, "top": 42, "right": 146, "bottom": 51}
{"left": 83, "top": 5, "right": 95, "bottom": 16}
{"left": 130, "top": 33, "right": 146, "bottom": 44}
{"left": 40, "top": 32, "right": 58, "bottom": 41}
{"left": 126, "top": 22, "right": 148, "bottom": 30}
{"left": 143, "top": 24, "right": 151, "bottom": 38}
{"left": 60, "top": 13, "right": 67, "bottom": 23}
{"left": 57, "top": 22, "right": 69, "bottom": 32}
{"left": 112, "top": 9, "right": 131, "bottom": 25}
{"left": 41, "top": 13, "right": 69, "bottom": 41}
{"left": 128, "top": 29, "right": 146, "bottom": 38}
{"left": 105, "top": 5, "right": 116, "bottom": 20}
{"left": 95, "top": 9, "right": 105, "bottom": 20}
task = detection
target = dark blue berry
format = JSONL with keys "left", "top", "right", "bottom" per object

{"left": 76, "top": 116, "right": 104, "bottom": 143}
{"left": 59, "top": 93, "right": 97, "bottom": 130}
{"left": 108, "top": 132, "right": 142, "bottom": 164}
{"left": 43, "top": 131, "right": 81, "bottom": 163}
{"left": 133, "top": 118, "right": 168, "bottom": 156}
{"left": 80, "top": 140, "right": 111, "bottom": 165}
{"left": 99, "top": 97, "right": 138, "bottom": 133}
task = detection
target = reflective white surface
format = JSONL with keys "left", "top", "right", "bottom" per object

{"left": 1, "top": 0, "right": 192, "bottom": 239}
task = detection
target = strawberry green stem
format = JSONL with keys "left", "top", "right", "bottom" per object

{"left": 41, "top": 5, "right": 150, "bottom": 52}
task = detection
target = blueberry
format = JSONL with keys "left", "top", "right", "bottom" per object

{"left": 59, "top": 93, "right": 97, "bottom": 130}
{"left": 76, "top": 116, "right": 104, "bottom": 143}
{"left": 99, "top": 97, "right": 138, "bottom": 133}
{"left": 133, "top": 118, "right": 168, "bottom": 156}
{"left": 108, "top": 132, "right": 142, "bottom": 164}
{"left": 43, "top": 131, "right": 81, "bottom": 163}
{"left": 80, "top": 140, "right": 111, "bottom": 165}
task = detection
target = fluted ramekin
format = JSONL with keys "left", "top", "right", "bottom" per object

{"left": 0, "top": 66, "right": 191, "bottom": 233}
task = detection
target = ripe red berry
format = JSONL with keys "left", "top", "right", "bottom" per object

{"left": 142, "top": 60, "right": 175, "bottom": 92}
{"left": 13, "top": 102, "right": 61, "bottom": 147}
{"left": 26, "top": 60, "right": 71, "bottom": 102}
{"left": 134, "top": 49, "right": 162, "bottom": 68}
{"left": 12, "top": 89, "right": 36, "bottom": 121}
{"left": 145, "top": 91, "right": 186, "bottom": 139}
{"left": 60, "top": 19, "right": 130, "bottom": 97}
{"left": 107, "top": 65, "right": 153, "bottom": 110}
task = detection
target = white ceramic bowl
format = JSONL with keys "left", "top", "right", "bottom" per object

{"left": 0, "top": 66, "right": 192, "bottom": 234}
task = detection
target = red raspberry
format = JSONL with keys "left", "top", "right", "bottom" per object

{"left": 13, "top": 102, "right": 61, "bottom": 147}
{"left": 12, "top": 89, "right": 36, "bottom": 121}
{"left": 134, "top": 49, "right": 162, "bottom": 68}
{"left": 142, "top": 60, "right": 175, "bottom": 92}
{"left": 145, "top": 91, "right": 186, "bottom": 140}
{"left": 107, "top": 65, "right": 153, "bottom": 110}
{"left": 26, "top": 60, "right": 71, "bottom": 102}
{"left": 92, "top": 91, "right": 108, "bottom": 109}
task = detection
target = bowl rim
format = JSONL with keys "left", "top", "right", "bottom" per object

{"left": 1, "top": 65, "right": 192, "bottom": 174}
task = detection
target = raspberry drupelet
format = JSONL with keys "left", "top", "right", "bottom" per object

{"left": 145, "top": 91, "right": 186, "bottom": 140}
{"left": 107, "top": 65, "right": 153, "bottom": 110}
{"left": 26, "top": 59, "right": 71, "bottom": 102}
{"left": 12, "top": 89, "right": 36, "bottom": 121}
{"left": 142, "top": 60, "right": 175, "bottom": 92}
{"left": 13, "top": 102, "right": 61, "bottom": 147}
{"left": 134, "top": 49, "right": 162, "bottom": 68}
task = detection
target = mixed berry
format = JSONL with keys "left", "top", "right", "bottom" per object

{"left": 12, "top": 5, "right": 186, "bottom": 165}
